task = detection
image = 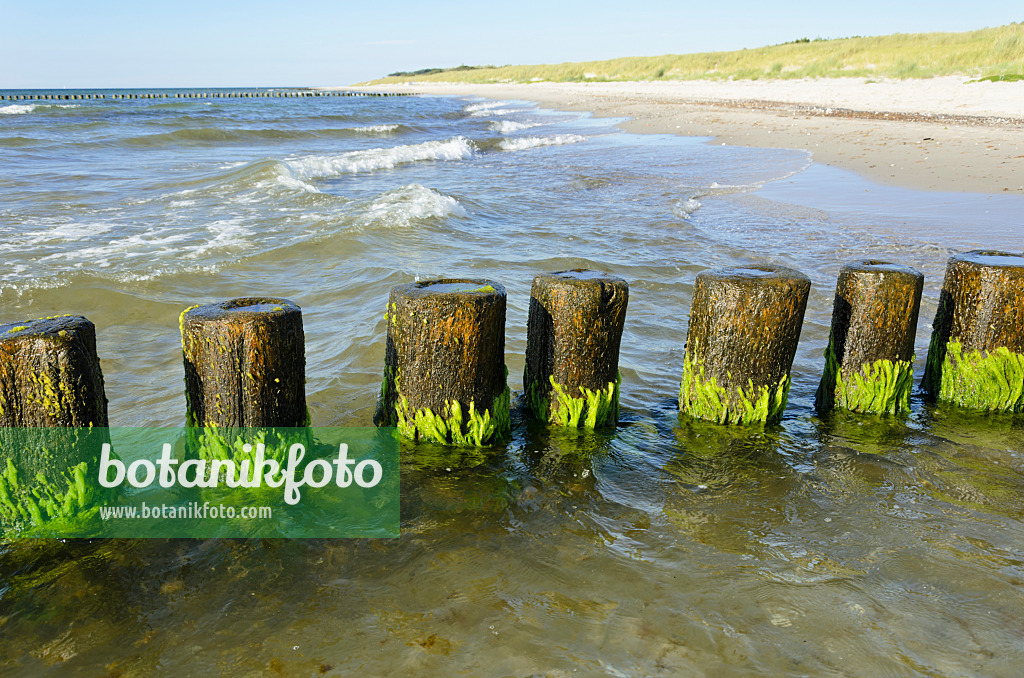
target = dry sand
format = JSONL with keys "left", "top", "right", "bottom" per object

{"left": 356, "top": 78, "right": 1024, "bottom": 195}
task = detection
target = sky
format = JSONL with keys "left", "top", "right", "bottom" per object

{"left": 1, "top": 1, "right": 1021, "bottom": 88}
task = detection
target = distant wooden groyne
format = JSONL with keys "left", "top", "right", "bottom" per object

{"left": 0, "top": 90, "right": 415, "bottom": 101}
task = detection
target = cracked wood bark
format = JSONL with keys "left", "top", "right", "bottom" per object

{"left": 922, "top": 250, "right": 1024, "bottom": 411}
{"left": 375, "top": 279, "right": 509, "bottom": 446}
{"left": 815, "top": 260, "right": 923, "bottom": 415}
{"left": 679, "top": 265, "right": 810, "bottom": 425}
{"left": 181, "top": 297, "right": 307, "bottom": 428}
{"left": 524, "top": 269, "right": 628, "bottom": 428}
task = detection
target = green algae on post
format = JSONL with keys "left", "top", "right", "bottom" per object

{"left": 180, "top": 297, "right": 307, "bottom": 429}
{"left": 922, "top": 250, "right": 1024, "bottom": 412}
{"left": 815, "top": 260, "right": 923, "bottom": 415}
{"left": 0, "top": 316, "right": 111, "bottom": 536}
{"left": 524, "top": 269, "right": 629, "bottom": 429}
{"left": 679, "top": 265, "right": 810, "bottom": 425}
{"left": 375, "top": 278, "right": 510, "bottom": 447}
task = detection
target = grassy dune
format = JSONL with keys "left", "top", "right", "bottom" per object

{"left": 365, "top": 23, "right": 1024, "bottom": 84}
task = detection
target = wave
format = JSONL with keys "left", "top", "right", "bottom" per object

{"left": 498, "top": 134, "right": 587, "bottom": 151}
{"left": 354, "top": 184, "right": 467, "bottom": 230}
{"left": 673, "top": 197, "right": 702, "bottom": 219}
{"left": 0, "top": 103, "right": 82, "bottom": 115}
{"left": 287, "top": 137, "right": 475, "bottom": 179}
{"left": 0, "top": 136, "right": 39, "bottom": 147}
{"left": 463, "top": 100, "right": 512, "bottom": 114}
{"left": 489, "top": 120, "right": 540, "bottom": 133}
{"left": 351, "top": 123, "right": 401, "bottom": 134}
{"left": 1, "top": 104, "right": 36, "bottom": 115}
{"left": 469, "top": 107, "right": 530, "bottom": 118}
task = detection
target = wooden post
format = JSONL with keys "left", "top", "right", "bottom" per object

{"left": 679, "top": 265, "right": 810, "bottom": 425}
{"left": 0, "top": 315, "right": 108, "bottom": 427}
{"left": 0, "top": 316, "right": 109, "bottom": 533}
{"left": 375, "top": 279, "right": 510, "bottom": 447}
{"left": 922, "top": 250, "right": 1024, "bottom": 411}
{"left": 524, "top": 269, "right": 628, "bottom": 428}
{"left": 180, "top": 297, "right": 307, "bottom": 428}
{"left": 815, "top": 260, "right": 924, "bottom": 415}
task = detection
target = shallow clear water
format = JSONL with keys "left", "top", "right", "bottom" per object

{"left": 2, "top": 89, "right": 1023, "bottom": 676}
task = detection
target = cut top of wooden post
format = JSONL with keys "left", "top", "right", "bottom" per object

{"left": 0, "top": 315, "right": 108, "bottom": 428}
{"left": 180, "top": 297, "right": 307, "bottom": 428}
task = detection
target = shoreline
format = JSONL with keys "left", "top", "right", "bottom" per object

{"left": 354, "top": 79, "right": 1024, "bottom": 195}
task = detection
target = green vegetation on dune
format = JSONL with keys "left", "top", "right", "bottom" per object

{"left": 364, "top": 23, "right": 1024, "bottom": 84}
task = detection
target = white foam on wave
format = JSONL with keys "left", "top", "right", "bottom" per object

{"left": 673, "top": 197, "right": 702, "bottom": 219}
{"left": 287, "top": 137, "right": 475, "bottom": 179}
{"left": 351, "top": 123, "right": 401, "bottom": 134}
{"left": 1, "top": 104, "right": 36, "bottom": 115}
{"left": 470, "top": 107, "right": 529, "bottom": 117}
{"left": 463, "top": 100, "right": 511, "bottom": 113}
{"left": 355, "top": 184, "right": 467, "bottom": 230}
{"left": 0, "top": 103, "right": 80, "bottom": 115}
{"left": 258, "top": 164, "right": 320, "bottom": 194}
{"left": 489, "top": 120, "right": 540, "bottom": 133}
{"left": 498, "top": 134, "right": 586, "bottom": 151}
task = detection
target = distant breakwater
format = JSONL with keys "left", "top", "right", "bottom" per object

{"left": 0, "top": 90, "right": 414, "bottom": 101}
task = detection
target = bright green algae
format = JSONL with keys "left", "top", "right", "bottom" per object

{"left": 929, "top": 340, "right": 1024, "bottom": 412}
{"left": 820, "top": 341, "right": 915, "bottom": 415}
{"left": 0, "top": 458, "right": 102, "bottom": 538}
{"left": 394, "top": 387, "right": 511, "bottom": 447}
{"left": 526, "top": 372, "right": 620, "bottom": 429}
{"left": 379, "top": 366, "right": 511, "bottom": 447}
{"left": 678, "top": 354, "right": 790, "bottom": 425}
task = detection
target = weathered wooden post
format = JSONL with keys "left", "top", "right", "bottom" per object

{"left": 922, "top": 250, "right": 1024, "bottom": 411}
{"left": 180, "top": 297, "right": 307, "bottom": 428}
{"left": 524, "top": 270, "right": 628, "bottom": 428}
{"left": 815, "top": 260, "right": 924, "bottom": 415}
{"left": 0, "top": 316, "right": 109, "bottom": 533}
{"left": 375, "top": 279, "right": 510, "bottom": 446}
{"left": 0, "top": 316, "right": 108, "bottom": 427}
{"left": 679, "top": 265, "right": 810, "bottom": 425}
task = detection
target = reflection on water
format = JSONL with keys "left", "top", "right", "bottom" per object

{"left": 1, "top": 90, "right": 1024, "bottom": 676}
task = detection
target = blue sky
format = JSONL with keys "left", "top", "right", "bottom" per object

{"left": 1, "top": 1, "right": 1020, "bottom": 87}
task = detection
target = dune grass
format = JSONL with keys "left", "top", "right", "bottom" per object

{"left": 363, "top": 23, "right": 1024, "bottom": 84}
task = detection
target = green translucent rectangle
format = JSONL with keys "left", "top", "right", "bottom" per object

{"left": 0, "top": 427, "right": 399, "bottom": 539}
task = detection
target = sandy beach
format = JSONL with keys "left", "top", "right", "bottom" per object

{"left": 356, "top": 78, "right": 1024, "bottom": 195}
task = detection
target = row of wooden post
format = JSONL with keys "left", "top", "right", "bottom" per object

{"left": 1, "top": 251, "right": 1022, "bottom": 443}
{"left": 0, "top": 91, "right": 414, "bottom": 101}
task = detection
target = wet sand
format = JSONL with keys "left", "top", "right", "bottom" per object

{"left": 355, "top": 78, "right": 1024, "bottom": 195}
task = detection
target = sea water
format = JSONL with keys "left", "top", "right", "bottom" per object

{"left": 1, "top": 88, "right": 1023, "bottom": 676}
